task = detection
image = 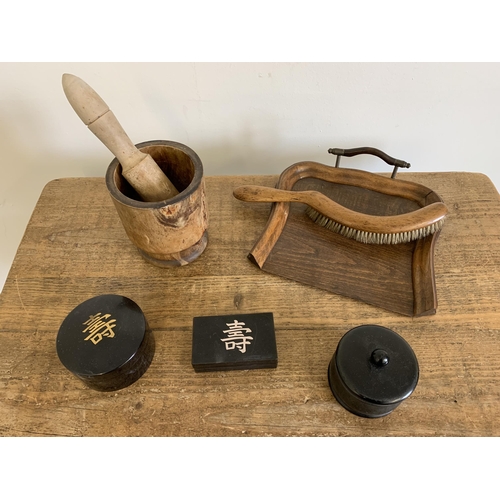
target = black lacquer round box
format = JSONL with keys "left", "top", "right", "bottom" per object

{"left": 328, "top": 325, "right": 419, "bottom": 418}
{"left": 56, "top": 294, "right": 155, "bottom": 391}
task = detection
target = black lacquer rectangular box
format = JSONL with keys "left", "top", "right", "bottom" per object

{"left": 192, "top": 312, "right": 278, "bottom": 372}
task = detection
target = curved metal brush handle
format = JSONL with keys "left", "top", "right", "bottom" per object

{"left": 328, "top": 147, "right": 411, "bottom": 178}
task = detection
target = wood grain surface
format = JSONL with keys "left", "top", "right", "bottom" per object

{"left": 0, "top": 172, "right": 499, "bottom": 436}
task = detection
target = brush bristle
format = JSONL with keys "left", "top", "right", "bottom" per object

{"left": 305, "top": 207, "right": 445, "bottom": 244}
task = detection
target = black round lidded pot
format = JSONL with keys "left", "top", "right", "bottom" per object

{"left": 328, "top": 324, "right": 419, "bottom": 418}
{"left": 56, "top": 294, "right": 155, "bottom": 391}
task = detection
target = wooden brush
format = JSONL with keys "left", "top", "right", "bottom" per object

{"left": 233, "top": 185, "right": 447, "bottom": 244}
{"left": 62, "top": 73, "right": 179, "bottom": 202}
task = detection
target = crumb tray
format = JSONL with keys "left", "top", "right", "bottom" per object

{"left": 245, "top": 150, "right": 445, "bottom": 317}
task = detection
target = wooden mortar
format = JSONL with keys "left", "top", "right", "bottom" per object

{"left": 105, "top": 140, "right": 208, "bottom": 267}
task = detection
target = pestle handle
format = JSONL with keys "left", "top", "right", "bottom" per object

{"left": 62, "top": 73, "right": 179, "bottom": 202}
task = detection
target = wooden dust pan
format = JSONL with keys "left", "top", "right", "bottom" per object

{"left": 234, "top": 147, "right": 448, "bottom": 317}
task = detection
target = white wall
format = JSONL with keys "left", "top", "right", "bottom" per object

{"left": 1, "top": 62, "right": 500, "bottom": 291}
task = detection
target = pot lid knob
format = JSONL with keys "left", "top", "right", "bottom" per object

{"left": 371, "top": 349, "right": 390, "bottom": 367}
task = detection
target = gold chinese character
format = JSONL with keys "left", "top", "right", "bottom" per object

{"left": 220, "top": 320, "right": 253, "bottom": 353}
{"left": 82, "top": 313, "right": 117, "bottom": 345}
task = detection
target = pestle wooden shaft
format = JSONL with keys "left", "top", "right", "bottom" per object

{"left": 62, "top": 73, "right": 179, "bottom": 202}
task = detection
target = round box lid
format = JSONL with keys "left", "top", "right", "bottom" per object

{"left": 56, "top": 294, "right": 154, "bottom": 391}
{"left": 328, "top": 324, "right": 419, "bottom": 418}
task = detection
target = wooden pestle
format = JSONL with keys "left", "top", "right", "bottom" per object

{"left": 62, "top": 74, "right": 179, "bottom": 202}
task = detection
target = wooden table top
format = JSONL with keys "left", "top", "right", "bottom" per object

{"left": 1, "top": 172, "right": 499, "bottom": 436}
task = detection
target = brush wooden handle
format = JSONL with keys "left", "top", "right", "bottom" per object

{"left": 233, "top": 185, "right": 447, "bottom": 235}
{"left": 62, "top": 73, "right": 179, "bottom": 202}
